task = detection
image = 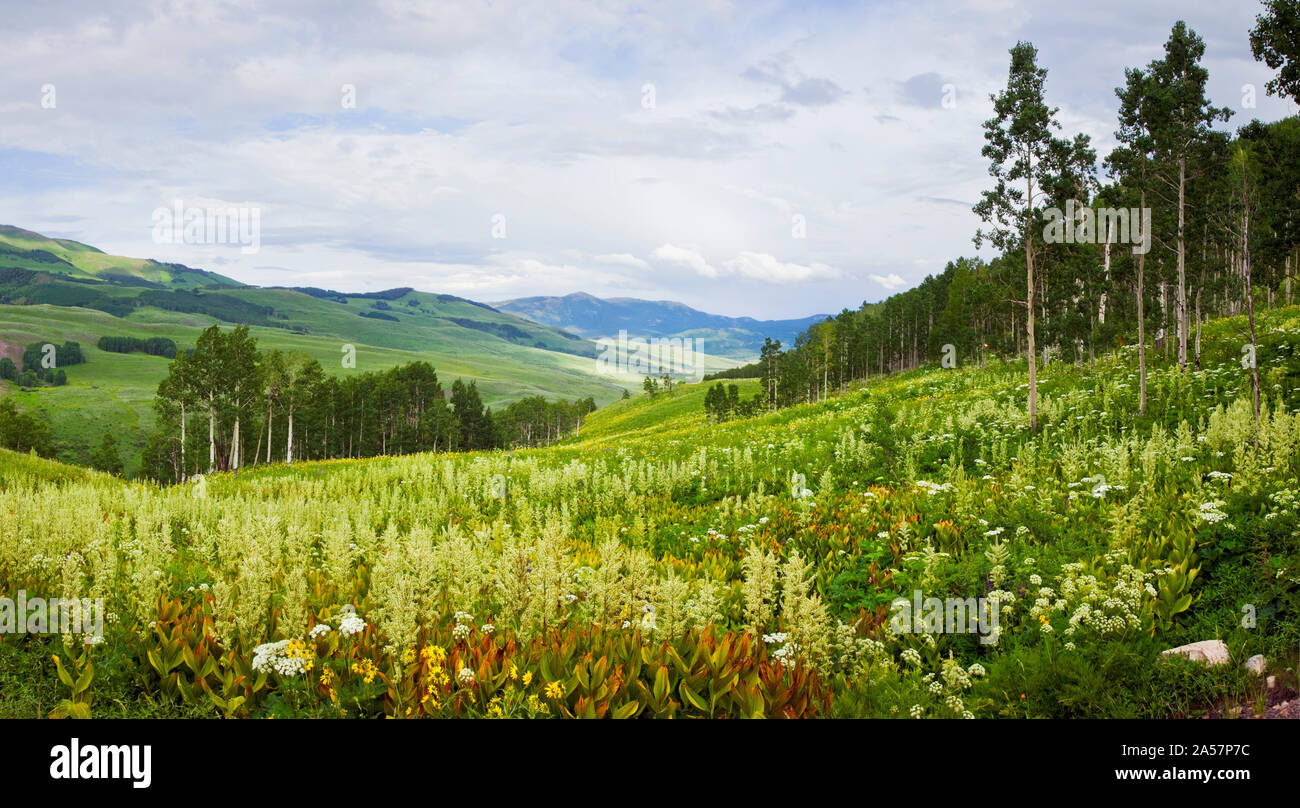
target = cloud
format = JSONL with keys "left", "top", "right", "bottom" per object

{"left": 650, "top": 245, "right": 839, "bottom": 284}
{"left": 650, "top": 244, "right": 720, "bottom": 278}
{"left": 870, "top": 273, "right": 908, "bottom": 290}
{"left": 711, "top": 102, "right": 796, "bottom": 124}
{"left": 724, "top": 252, "right": 842, "bottom": 283}
{"left": 897, "top": 72, "right": 953, "bottom": 108}
{"left": 781, "top": 77, "right": 847, "bottom": 107}
{"left": 594, "top": 253, "right": 649, "bottom": 269}
{"left": 919, "top": 196, "right": 971, "bottom": 207}
{"left": 739, "top": 61, "right": 847, "bottom": 110}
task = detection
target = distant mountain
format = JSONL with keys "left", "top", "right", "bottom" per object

{"left": 496, "top": 292, "right": 829, "bottom": 358}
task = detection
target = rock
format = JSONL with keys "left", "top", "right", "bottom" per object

{"left": 1161, "top": 640, "right": 1230, "bottom": 666}
{"left": 1244, "top": 654, "right": 1267, "bottom": 675}
{"left": 1266, "top": 675, "right": 1277, "bottom": 690}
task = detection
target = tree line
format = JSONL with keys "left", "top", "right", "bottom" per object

{"left": 741, "top": 12, "right": 1300, "bottom": 429}
{"left": 97, "top": 335, "right": 179, "bottom": 358}
{"left": 141, "top": 324, "right": 598, "bottom": 482}
{"left": 704, "top": 382, "right": 764, "bottom": 422}
{"left": 0, "top": 341, "right": 84, "bottom": 387}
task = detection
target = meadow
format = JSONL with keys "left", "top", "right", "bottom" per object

{"left": 0, "top": 306, "right": 1297, "bottom": 718}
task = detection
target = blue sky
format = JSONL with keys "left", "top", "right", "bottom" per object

{"left": 0, "top": 0, "right": 1294, "bottom": 318}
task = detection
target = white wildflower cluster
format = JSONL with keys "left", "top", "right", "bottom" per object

{"left": 251, "top": 640, "right": 311, "bottom": 676}
{"left": 457, "top": 666, "right": 475, "bottom": 685}
{"left": 769, "top": 641, "right": 798, "bottom": 664}
{"left": 1196, "top": 500, "right": 1229, "bottom": 525}
{"left": 309, "top": 623, "right": 332, "bottom": 639}
{"left": 337, "top": 610, "right": 367, "bottom": 637}
{"left": 1265, "top": 488, "right": 1298, "bottom": 521}
{"left": 763, "top": 631, "right": 800, "bottom": 664}
{"left": 912, "top": 654, "right": 983, "bottom": 719}
{"left": 452, "top": 612, "right": 472, "bottom": 641}
{"left": 1028, "top": 585, "right": 1060, "bottom": 623}
{"left": 914, "top": 480, "right": 955, "bottom": 495}
{"left": 1043, "top": 562, "right": 1154, "bottom": 637}
{"left": 830, "top": 621, "right": 887, "bottom": 672}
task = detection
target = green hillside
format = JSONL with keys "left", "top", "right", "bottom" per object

{"left": 570, "top": 378, "right": 762, "bottom": 443}
{"left": 0, "top": 225, "right": 241, "bottom": 289}
{"left": 0, "top": 303, "right": 634, "bottom": 475}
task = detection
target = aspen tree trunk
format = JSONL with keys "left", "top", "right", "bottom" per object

{"left": 1244, "top": 207, "right": 1261, "bottom": 436}
{"left": 1177, "top": 157, "right": 1187, "bottom": 371}
{"left": 1137, "top": 189, "right": 1148, "bottom": 416}
{"left": 208, "top": 393, "right": 216, "bottom": 473}
{"left": 180, "top": 400, "right": 186, "bottom": 483}
{"left": 1026, "top": 162, "right": 1038, "bottom": 431}
{"left": 1194, "top": 288, "right": 1202, "bottom": 371}
{"left": 1100, "top": 218, "right": 1111, "bottom": 324}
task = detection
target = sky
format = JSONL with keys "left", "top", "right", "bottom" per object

{"left": 0, "top": 0, "right": 1294, "bottom": 320}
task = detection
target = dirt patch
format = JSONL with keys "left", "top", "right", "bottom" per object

{"left": 1200, "top": 685, "right": 1299, "bottom": 719}
{"left": 0, "top": 339, "right": 22, "bottom": 365}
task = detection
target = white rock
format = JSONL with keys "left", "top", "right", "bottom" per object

{"left": 1161, "top": 640, "right": 1230, "bottom": 666}
{"left": 1244, "top": 654, "right": 1266, "bottom": 675}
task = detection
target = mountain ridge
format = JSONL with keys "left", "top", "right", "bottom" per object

{"left": 496, "top": 291, "right": 829, "bottom": 358}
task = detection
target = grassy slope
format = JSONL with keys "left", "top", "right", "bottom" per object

{"left": 0, "top": 225, "right": 239, "bottom": 288}
{"left": 571, "top": 378, "right": 762, "bottom": 445}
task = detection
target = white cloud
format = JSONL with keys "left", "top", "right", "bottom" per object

{"left": 650, "top": 244, "right": 720, "bottom": 278}
{"left": 871, "top": 273, "right": 908, "bottom": 290}
{"left": 594, "top": 253, "right": 650, "bottom": 270}
{"left": 724, "top": 252, "right": 842, "bottom": 283}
